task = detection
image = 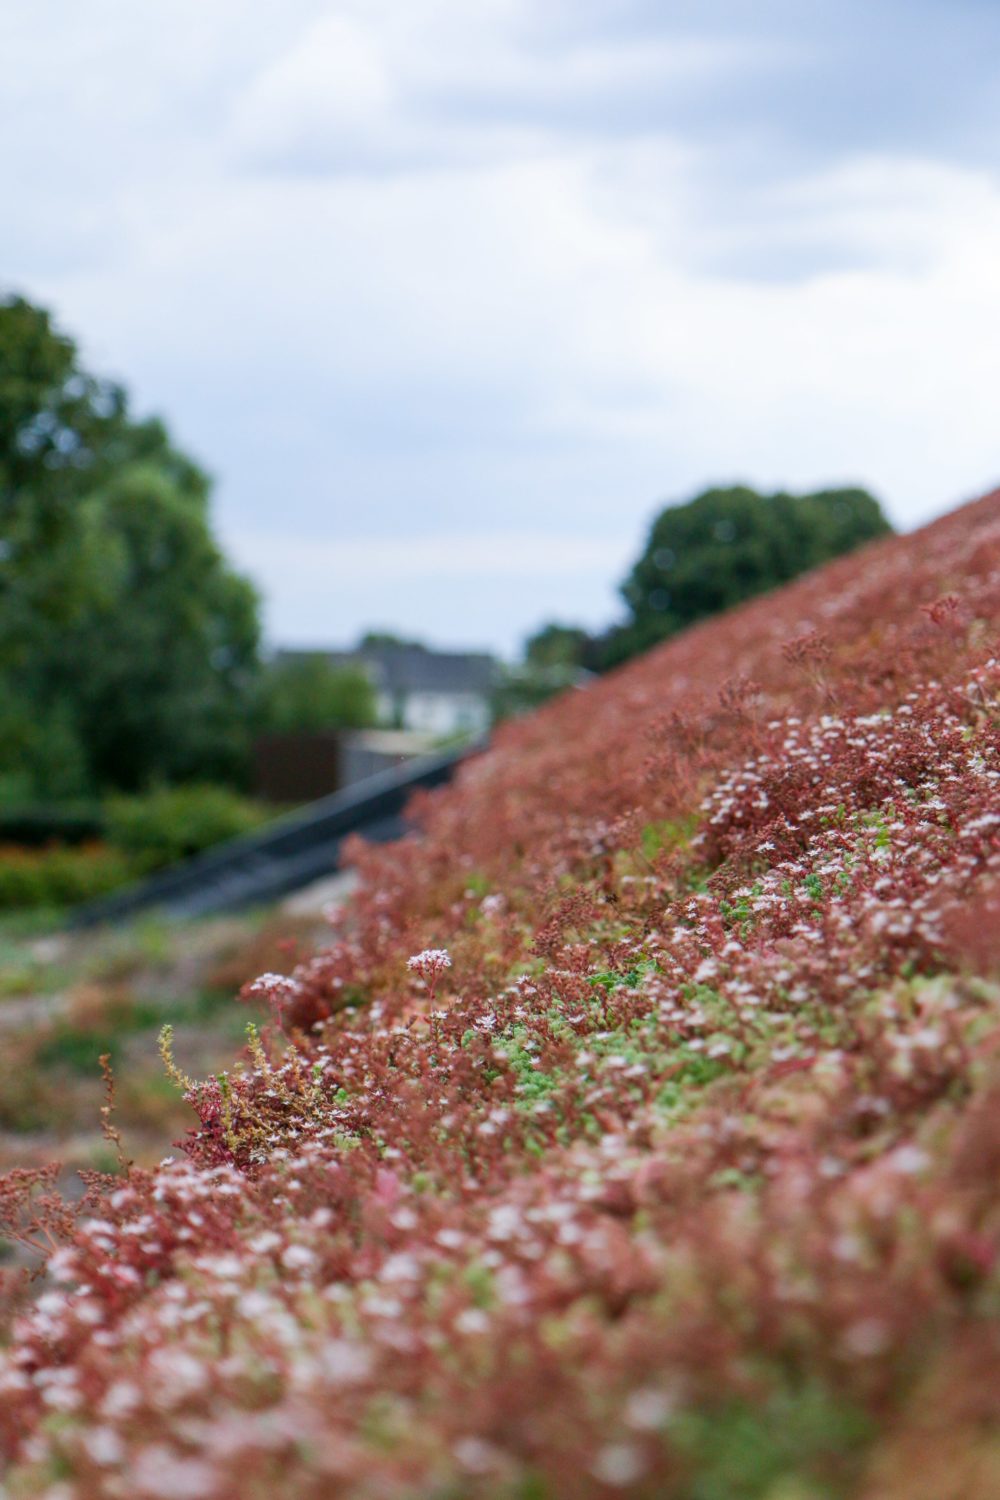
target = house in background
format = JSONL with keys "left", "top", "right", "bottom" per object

{"left": 358, "top": 643, "right": 496, "bottom": 736}
{"left": 254, "top": 642, "right": 496, "bottom": 805}
{"left": 281, "top": 641, "right": 498, "bottom": 739}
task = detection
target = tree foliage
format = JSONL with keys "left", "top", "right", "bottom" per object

{"left": 494, "top": 622, "right": 595, "bottom": 721}
{"left": 358, "top": 630, "right": 427, "bottom": 652}
{"left": 524, "top": 622, "right": 593, "bottom": 671}
{"left": 0, "top": 294, "right": 261, "bottom": 795}
{"left": 257, "top": 656, "right": 377, "bottom": 734}
{"left": 604, "top": 484, "right": 893, "bottom": 666}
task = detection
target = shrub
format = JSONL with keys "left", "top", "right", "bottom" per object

{"left": 0, "top": 842, "right": 131, "bottom": 910}
{"left": 0, "top": 786, "right": 268, "bottom": 909}
{"left": 256, "top": 655, "right": 376, "bottom": 732}
{"left": 0, "top": 802, "right": 106, "bottom": 847}
{"left": 105, "top": 784, "right": 267, "bottom": 872}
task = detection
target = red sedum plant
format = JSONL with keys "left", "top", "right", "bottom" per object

{"left": 2, "top": 490, "right": 1000, "bottom": 1499}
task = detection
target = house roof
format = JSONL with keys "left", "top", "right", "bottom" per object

{"left": 360, "top": 645, "right": 496, "bottom": 697}
{"left": 278, "top": 645, "right": 497, "bottom": 698}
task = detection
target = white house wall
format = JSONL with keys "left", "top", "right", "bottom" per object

{"left": 375, "top": 690, "right": 490, "bottom": 736}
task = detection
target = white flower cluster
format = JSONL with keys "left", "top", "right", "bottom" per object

{"left": 406, "top": 948, "right": 452, "bottom": 975}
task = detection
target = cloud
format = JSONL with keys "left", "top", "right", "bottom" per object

{"left": 544, "top": 0, "right": 1000, "bottom": 171}
{"left": 228, "top": 14, "right": 399, "bottom": 173}
{"left": 223, "top": 0, "right": 1000, "bottom": 197}
{"left": 4, "top": 0, "right": 1000, "bottom": 654}
{"left": 225, "top": 3, "right": 795, "bottom": 177}
{"left": 227, "top": 530, "right": 637, "bottom": 652}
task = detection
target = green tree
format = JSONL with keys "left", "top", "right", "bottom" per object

{"left": 0, "top": 293, "right": 261, "bottom": 796}
{"left": 492, "top": 622, "right": 596, "bottom": 721}
{"left": 604, "top": 484, "right": 893, "bottom": 666}
{"left": 358, "top": 630, "right": 426, "bottom": 652}
{"left": 257, "top": 656, "right": 376, "bottom": 734}
{"left": 524, "top": 622, "right": 593, "bottom": 671}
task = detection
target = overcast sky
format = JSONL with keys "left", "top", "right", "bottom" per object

{"left": 5, "top": 0, "right": 1000, "bottom": 655}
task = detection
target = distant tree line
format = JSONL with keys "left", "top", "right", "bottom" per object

{"left": 498, "top": 483, "right": 893, "bottom": 713}
{"left": 1, "top": 294, "right": 896, "bottom": 789}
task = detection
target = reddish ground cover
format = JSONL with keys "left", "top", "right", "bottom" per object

{"left": 2, "top": 489, "right": 999, "bottom": 1499}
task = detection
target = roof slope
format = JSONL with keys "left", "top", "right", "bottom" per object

{"left": 2, "top": 490, "right": 999, "bottom": 1499}
{"left": 362, "top": 643, "right": 497, "bottom": 696}
{"left": 282, "top": 644, "right": 498, "bottom": 696}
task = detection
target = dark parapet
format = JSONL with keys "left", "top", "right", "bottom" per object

{"left": 69, "top": 740, "right": 484, "bottom": 928}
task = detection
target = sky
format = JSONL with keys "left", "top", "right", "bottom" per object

{"left": 4, "top": 0, "right": 1000, "bottom": 656}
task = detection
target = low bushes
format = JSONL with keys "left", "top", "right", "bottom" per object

{"left": 0, "top": 842, "right": 132, "bottom": 910}
{"left": 0, "top": 785, "right": 269, "bottom": 909}
{"left": 104, "top": 783, "right": 267, "bottom": 873}
{"left": 0, "top": 803, "right": 105, "bottom": 847}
